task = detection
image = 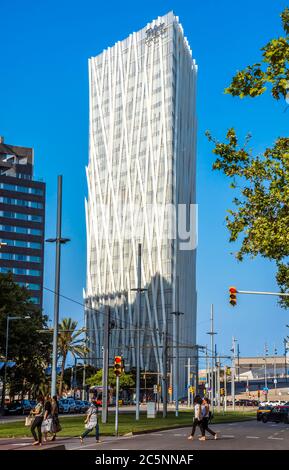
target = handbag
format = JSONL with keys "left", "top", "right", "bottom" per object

{"left": 51, "top": 416, "right": 62, "bottom": 433}
{"left": 25, "top": 415, "right": 34, "bottom": 427}
{"left": 41, "top": 418, "right": 52, "bottom": 433}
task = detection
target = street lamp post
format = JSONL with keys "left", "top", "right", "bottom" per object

{"left": 46, "top": 175, "right": 70, "bottom": 398}
{"left": 1, "top": 315, "right": 30, "bottom": 408}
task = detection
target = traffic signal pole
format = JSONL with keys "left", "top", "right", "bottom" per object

{"left": 102, "top": 305, "right": 110, "bottom": 424}
{"left": 115, "top": 374, "right": 119, "bottom": 436}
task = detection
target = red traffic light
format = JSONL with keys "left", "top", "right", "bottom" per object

{"left": 229, "top": 286, "right": 237, "bottom": 306}
{"left": 115, "top": 356, "right": 122, "bottom": 364}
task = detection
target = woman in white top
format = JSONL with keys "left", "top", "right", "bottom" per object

{"left": 188, "top": 395, "right": 203, "bottom": 440}
{"left": 79, "top": 400, "right": 100, "bottom": 443}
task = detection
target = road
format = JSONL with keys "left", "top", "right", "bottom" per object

{"left": 0, "top": 420, "right": 289, "bottom": 450}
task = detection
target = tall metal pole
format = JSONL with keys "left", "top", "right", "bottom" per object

{"left": 284, "top": 339, "right": 288, "bottom": 383}
{"left": 210, "top": 305, "right": 214, "bottom": 412}
{"left": 231, "top": 337, "right": 236, "bottom": 411}
{"left": 82, "top": 306, "right": 88, "bottom": 401}
{"left": 274, "top": 345, "right": 277, "bottom": 396}
{"left": 51, "top": 175, "right": 63, "bottom": 398}
{"left": 264, "top": 343, "right": 268, "bottom": 391}
{"left": 1, "top": 317, "right": 10, "bottom": 407}
{"left": 115, "top": 375, "right": 119, "bottom": 436}
{"left": 217, "top": 357, "right": 221, "bottom": 413}
{"left": 102, "top": 305, "right": 110, "bottom": 423}
{"left": 224, "top": 366, "right": 227, "bottom": 412}
{"left": 187, "top": 357, "right": 191, "bottom": 408}
{"left": 237, "top": 343, "right": 240, "bottom": 382}
{"left": 136, "top": 243, "right": 141, "bottom": 421}
{"left": 162, "top": 329, "right": 168, "bottom": 418}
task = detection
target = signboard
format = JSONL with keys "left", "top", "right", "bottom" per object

{"left": 274, "top": 379, "right": 277, "bottom": 384}
{"left": 189, "top": 386, "right": 195, "bottom": 394}
{"left": 147, "top": 402, "right": 156, "bottom": 418}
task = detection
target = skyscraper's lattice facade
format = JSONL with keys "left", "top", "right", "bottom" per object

{"left": 85, "top": 12, "right": 197, "bottom": 394}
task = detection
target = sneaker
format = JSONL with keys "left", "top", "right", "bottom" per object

{"left": 199, "top": 436, "right": 206, "bottom": 441}
{"left": 214, "top": 434, "right": 218, "bottom": 440}
{"left": 187, "top": 435, "right": 193, "bottom": 440}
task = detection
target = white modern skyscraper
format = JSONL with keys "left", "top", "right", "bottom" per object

{"left": 85, "top": 11, "right": 197, "bottom": 395}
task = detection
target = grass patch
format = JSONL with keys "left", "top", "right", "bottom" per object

{"left": 0, "top": 411, "right": 255, "bottom": 438}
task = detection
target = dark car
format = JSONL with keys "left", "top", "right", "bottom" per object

{"left": 257, "top": 405, "right": 272, "bottom": 421}
{"left": 261, "top": 406, "right": 289, "bottom": 424}
{"left": 4, "top": 401, "right": 23, "bottom": 415}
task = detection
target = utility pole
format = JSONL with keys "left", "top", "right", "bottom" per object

{"left": 131, "top": 244, "right": 147, "bottom": 421}
{"left": 207, "top": 305, "right": 217, "bottom": 412}
{"left": 46, "top": 175, "right": 70, "bottom": 398}
{"left": 115, "top": 374, "right": 119, "bottom": 436}
{"left": 162, "top": 329, "right": 168, "bottom": 418}
{"left": 274, "top": 345, "right": 277, "bottom": 396}
{"left": 284, "top": 339, "right": 288, "bottom": 383}
{"left": 224, "top": 365, "right": 227, "bottom": 412}
{"left": 187, "top": 357, "right": 191, "bottom": 408}
{"left": 231, "top": 337, "right": 236, "bottom": 411}
{"left": 102, "top": 304, "right": 110, "bottom": 424}
{"left": 170, "top": 276, "right": 184, "bottom": 417}
{"left": 237, "top": 343, "right": 240, "bottom": 382}
{"left": 264, "top": 343, "right": 268, "bottom": 393}
{"left": 217, "top": 356, "right": 221, "bottom": 413}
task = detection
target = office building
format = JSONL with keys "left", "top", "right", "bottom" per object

{"left": 0, "top": 137, "right": 45, "bottom": 307}
{"left": 85, "top": 12, "right": 197, "bottom": 394}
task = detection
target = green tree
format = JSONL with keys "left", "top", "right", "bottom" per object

{"left": 86, "top": 367, "right": 135, "bottom": 390}
{"left": 57, "top": 318, "right": 87, "bottom": 395}
{"left": 206, "top": 8, "right": 289, "bottom": 306}
{"left": 0, "top": 273, "right": 51, "bottom": 399}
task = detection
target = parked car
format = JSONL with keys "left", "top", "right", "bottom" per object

{"left": 74, "top": 400, "right": 85, "bottom": 413}
{"left": 261, "top": 405, "right": 289, "bottom": 424}
{"left": 59, "top": 399, "right": 76, "bottom": 414}
{"left": 3, "top": 401, "right": 23, "bottom": 415}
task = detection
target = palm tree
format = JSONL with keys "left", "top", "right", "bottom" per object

{"left": 57, "top": 318, "right": 87, "bottom": 395}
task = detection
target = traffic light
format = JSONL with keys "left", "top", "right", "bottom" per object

{"left": 220, "top": 388, "right": 224, "bottom": 396}
{"left": 114, "top": 356, "right": 123, "bottom": 376}
{"left": 229, "top": 286, "right": 237, "bottom": 306}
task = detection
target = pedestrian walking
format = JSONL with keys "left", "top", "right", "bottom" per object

{"left": 42, "top": 395, "right": 52, "bottom": 442}
{"left": 199, "top": 397, "right": 217, "bottom": 441}
{"left": 50, "top": 395, "right": 61, "bottom": 441}
{"left": 30, "top": 396, "right": 44, "bottom": 446}
{"left": 188, "top": 395, "right": 203, "bottom": 440}
{"left": 79, "top": 400, "right": 100, "bottom": 444}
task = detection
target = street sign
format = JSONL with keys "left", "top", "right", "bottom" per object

{"left": 189, "top": 386, "right": 195, "bottom": 394}
{"left": 205, "top": 383, "right": 209, "bottom": 388}
{"left": 274, "top": 379, "right": 277, "bottom": 384}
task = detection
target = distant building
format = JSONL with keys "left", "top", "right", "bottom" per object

{"left": 0, "top": 137, "right": 45, "bottom": 307}
{"left": 85, "top": 11, "right": 197, "bottom": 395}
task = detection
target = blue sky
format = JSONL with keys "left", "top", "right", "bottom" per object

{"left": 1, "top": 0, "right": 288, "bottom": 368}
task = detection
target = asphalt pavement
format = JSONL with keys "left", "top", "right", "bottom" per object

{"left": 0, "top": 420, "right": 289, "bottom": 450}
